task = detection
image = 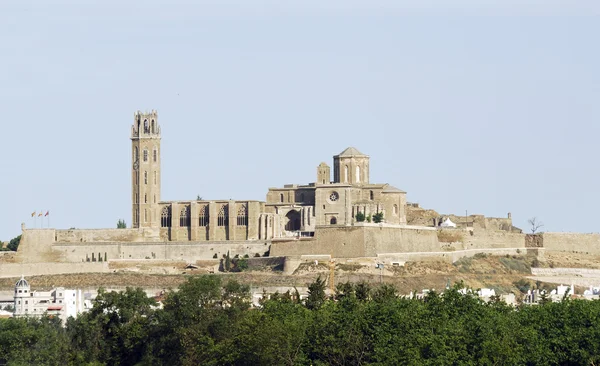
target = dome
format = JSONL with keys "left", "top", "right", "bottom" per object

{"left": 15, "top": 276, "right": 29, "bottom": 288}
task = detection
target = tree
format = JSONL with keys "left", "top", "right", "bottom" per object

{"left": 197, "top": 195, "right": 203, "bottom": 200}
{"left": 225, "top": 251, "right": 231, "bottom": 272}
{"left": 7, "top": 235, "right": 21, "bottom": 251}
{"left": 116, "top": 219, "right": 127, "bottom": 229}
{"left": 373, "top": 212, "right": 384, "bottom": 223}
{"left": 355, "top": 212, "right": 365, "bottom": 222}
{"left": 305, "top": 276, "right": 327, "bottom": 310}
{"left": 528, "top": 217, "right": 544, "bottom": 234}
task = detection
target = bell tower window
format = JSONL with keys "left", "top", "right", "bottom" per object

{"left": 143, "top": 149, "right": 148, "bottom": 162}
{"left": 153, "top": 149, "right": 157, "bottom": 162}
{"left": 143, "top": 119, "right": 149, "bottom": 134}
{"left": 144, "top": 172, "right": 148, "bottom": 184}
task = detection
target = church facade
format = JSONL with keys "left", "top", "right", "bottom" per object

{"left": 131, "top": 111, "right": 407, "bottom": 242}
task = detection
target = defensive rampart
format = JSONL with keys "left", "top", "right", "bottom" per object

{"left": 271, "top": 224, "right": 527, "bottom": 259}
{"left": 15, "top": 228, "right": 271, "bottom": 263}
{"left": 539, "top": 232, "right": 600, "bottom": 255}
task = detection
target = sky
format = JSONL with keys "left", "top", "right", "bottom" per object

{"left": 1, "top": 0, "right": 599, "bottom": 239}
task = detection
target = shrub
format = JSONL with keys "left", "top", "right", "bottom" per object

{"left": 243, "top": 254, "right": 249, "bottom": 259}
{"left": 254, "top": 253, "right": 261, "bottom": 257}
{"left": 355, "top": 212, "right": 365, "bottom": 222}
{"left": 499, "top": 257, "right": 531, "bottom": 273}
{"left": 373, "top": 212, "right": 384, "bottom": 223}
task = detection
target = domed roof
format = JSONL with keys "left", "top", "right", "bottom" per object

{"left": 15, "top": 276, "right": 29, "bottom": 288}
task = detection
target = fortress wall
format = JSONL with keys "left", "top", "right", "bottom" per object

{"left": 270, "top": 226, "right": 366, "bottom": 258}
{"left": 52, "top": 241, "right": 271, "bottom": 262}
{"left": 541, "top": 233, "right": 600, "bottom": 254}
{"left": 0, "top": 262, "right": 108, "bottom": 278}
{"left": 271, "top": 225, "right": 439, "bottom": 258}
{"left": 363, "top": 226, "right": 439, "bottom": 256}
{"left": 462, "top": 229, "right": 526, "bottom": 249}
{"left": 55, "top": 228, "right": 161, "bottom": 243}
{"left": 17, "top": 229, "right": 58, "bottom": 263}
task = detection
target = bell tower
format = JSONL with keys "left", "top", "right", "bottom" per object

{"left": 131, "top": 110, "right": 161, "bottom": 228}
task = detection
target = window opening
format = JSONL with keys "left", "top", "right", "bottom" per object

{"left": 218, "top": 204, "right": 229, "bottom": 227}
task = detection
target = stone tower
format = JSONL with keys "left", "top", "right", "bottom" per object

{"left": 333, "top": 147, "right": 369, "bottom": 185}
{"left": 14, "top": 276, "right": 30, "bottom": 316}
{"left": 131, "top": 110, "right": 161, "bottom": 228}
{"left": 317, "top": 162, "right": 331, "bottom": 185}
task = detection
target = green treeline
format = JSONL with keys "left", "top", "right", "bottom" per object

{"left": 2, "top": 276, "right": 600, "bottom": 365}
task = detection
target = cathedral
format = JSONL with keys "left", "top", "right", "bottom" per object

{"left": 131, "top": 111, "right": 407, "bottom": 242}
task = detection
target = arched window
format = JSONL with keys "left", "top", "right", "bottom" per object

{"left": 330, "top": 217, "right": 337, "bottom": 225}
{"left": 218, "top": 204, "right": 229, "bottom": 227}
{"left": 144, "top": 171, "right": 148, "bottom": 185}
{"left": 199, "top": 205, "right": 209, "bottom": 226}
{"left": 143, "top": 149, "right": 148, "bottom": 162}
{"left": 344, "top": 165, "right": 349, "bottom": 182}
{"left": 134, "top": 147, "right": 138, "bottom": 161}
{"left": 285, "top": 210, "right": 301, "bottom": 231}
{"left": 161, "top": 206, "right": 171, "bottom": 227}
{"left": 280, "top": 193, "right": 284, "bottom": 203}
{"left": 180, "top": 205, "right": 190, "bottom": 227}
{"left": 143, "top": 119, "right": 149, "bottom": 133}
{"left": 153, "top": 148, "right": 157, "bottom": 162}
{"left": 237, "top": 204, "right": 248, "bottom": 226}
{"left": 356, "top": 166, "right": 361, "bottom": 183}
{"left": 370, "top": 190, "right": 374, "bottom": 200}
{"left": 151, "top": 120, "right": 156, "bottom": 133}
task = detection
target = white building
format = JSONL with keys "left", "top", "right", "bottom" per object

{"left": 13, "top": 276, "right": 90, "bottom": 323}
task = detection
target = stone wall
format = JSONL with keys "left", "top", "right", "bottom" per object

{"left": 541, "top": 232, "right": 600, "bottom": 255}
{"left": 55, "top": 228, "right": 161, "bottom": 243}
{"left": 51, "top": 241, "right": 271, "bottom": 262}
{"left": 270, "top": 224, "right": 440, "bottom": 258}
{"left": 271, "top": 224, "right": 526, "bottom": 259}
{"left": 0, "top": 262, "right": 108, "bottom": 278}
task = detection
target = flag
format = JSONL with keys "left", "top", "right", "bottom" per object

{"left": 31, "top": 211, "right": 36, "bottom": 217}
{"left": 38, "top": 212, "right": 43, "bottom": 217}
{"left": 45, "top": 211, "right": 50, "bottom": 216}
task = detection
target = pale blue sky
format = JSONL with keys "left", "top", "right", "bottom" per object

{"left": 1, "top": 1, "right": 599, "bottom": 239}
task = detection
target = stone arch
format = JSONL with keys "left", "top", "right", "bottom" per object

{"left": 161, "top": 206, "right": 171, "bottom": 227}
{"left": 180, "top": 205, "right": 190, "bottom": 227}
{"left": 218, "top": 204, "right": 229, "bottom": 226}
{"left": 199, "top": 205, "right": 209, "bottom": 226}
{"left": 285, "top": 210, "right": 301, "bottom": 231}
{"left": 237, "top": 203, "right": 248, "bottom": 226}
